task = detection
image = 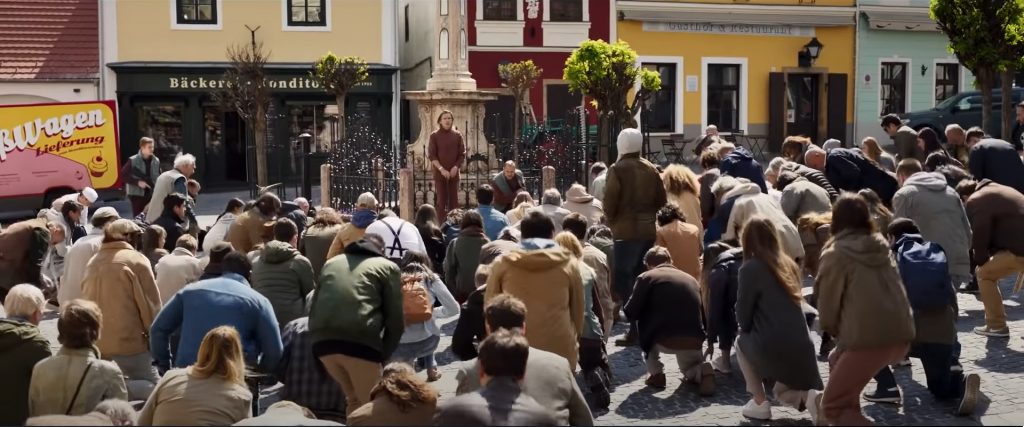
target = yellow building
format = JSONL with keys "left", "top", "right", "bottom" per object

{"left": 618, "top": 0, "right": 856, "bottom": 154}
{"left": 103, "top": 0, "right": 398, "bottom": 187}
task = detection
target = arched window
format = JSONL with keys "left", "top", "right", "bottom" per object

{"left": 439, "top": 29, "right": 450, "bottom": 59}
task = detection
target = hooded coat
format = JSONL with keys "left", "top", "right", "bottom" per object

{"left": 444, "top": 227, "right": 488, "bottom": 300}
{"left": 722, "top": 183, "right": 805, "bottom": 260}
{"left": 252, "top": 241, "right": 317, "bottom": 328}
{"left": 720, "top": 147, "right": 768, "bottom": 194}
{"left": 563, "top": 186, "right": 605, "bottom": 226}
{"left": 779, "top": 178, "right": 832, "bottom": 224}
{"left": 485, "top": 239, "right": 584, "bottom": 370}
{"left": 892, "top": 172, "right": 973, "bottom": 278}
{"left": 226, "top": 208, "right": 275, "bottom": 254}
{"left": 0, "top": 318, "right": 51, "bottom": 425}
{"left": 816, "top": 231, "right": 915, "bottom": 351}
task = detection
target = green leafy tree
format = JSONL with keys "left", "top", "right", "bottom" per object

{"left": 564, "top": 40, "right": 661, "bottom": 161}
{"left": 931, "top": 0, "right": 1024, "bottom": 137}
{"left": 214, "top": 39, "right": 272, "bottom": 186}
{"left": 498, "top": 60, "right": 543, "bottom": 158}
{"left": 311, "top": 53, "right": 369, "bottom": 142}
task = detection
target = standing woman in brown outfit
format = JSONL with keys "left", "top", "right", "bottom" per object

{"left": 428, "top": 110, "right": 466, "bottom": 218}
{"left": 815, "top": 194, "right": 914, "bottom": 426}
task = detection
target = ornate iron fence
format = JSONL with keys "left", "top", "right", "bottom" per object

{"left": 327, "top": 115, "right": 401, "bottom": 212}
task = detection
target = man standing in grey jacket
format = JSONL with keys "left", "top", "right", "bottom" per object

{"left": 893, "top": 159, "right": 973, "bottom": 291}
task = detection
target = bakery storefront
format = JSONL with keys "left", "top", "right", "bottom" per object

{"left": 109, "top": 62, "right": 397, "bottom": 188}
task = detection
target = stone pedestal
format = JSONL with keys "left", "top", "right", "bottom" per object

{"left": 403, "top": 89, "right": 500, "bottom": 174}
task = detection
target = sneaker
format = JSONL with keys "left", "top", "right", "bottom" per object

{"left": 818, "top": 337, "right": 836, "bottom": 358}
{"left": 957, "top": 373, "right": 981, "bottom": 416}
{"left": 806, "top": 390, "right": 822, "bottom": 425}
{"left": 863, "top": 387, "right": 902, "bottom": 404}
{"left": 698, "top": 362, "right": 715, "bottom": 396}
{"left": 645, "top": 372, "right": 666, "bottom": 389}
{"left": 614, "top": 336, "right": 637, "bottom": 347}
{"left": 974, "top": 326, "right": 1010, "bottom": 337}
{"left": 711, "top": 354, "right": 732, "bottom": 374}
{"left": 741, "top": 398, "right": 772, "bottom": 420}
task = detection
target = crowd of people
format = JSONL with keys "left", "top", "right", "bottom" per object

{"left": 1, "top": 107, "right": 1023, "bottom": 426}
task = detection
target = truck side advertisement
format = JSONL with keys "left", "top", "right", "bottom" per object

{"left": 0, "top": 100, "right": 120, "bottom": 199}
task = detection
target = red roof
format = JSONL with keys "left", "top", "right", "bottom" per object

{"left": 0, "top": 0, "right": 99, "bottom": 80}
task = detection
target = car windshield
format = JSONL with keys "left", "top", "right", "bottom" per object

{"left": 936, "top": 95, "right": 960, "bottom": 110}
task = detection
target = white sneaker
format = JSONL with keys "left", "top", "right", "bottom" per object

{"left": 742, "top": 398, "right": 772, "bottom": 420}
{"left": 711, "top": 354, "right": 732, "bottom": 373}
{"left": 806, "top": 389, "right": 822, "bottom": 425}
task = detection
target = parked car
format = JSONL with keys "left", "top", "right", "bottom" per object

{"left": 900, "top": 88, "right": 1024, "bottom": 140}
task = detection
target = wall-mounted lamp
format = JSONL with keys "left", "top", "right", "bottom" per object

{"left": 797, "top": 37, "right": 824, "bottom": 67}
{"left": 921, "top": 64, "right": 928, "bottom": 76}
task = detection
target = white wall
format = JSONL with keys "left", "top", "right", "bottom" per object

{"left": 0, "top": 82, "right": 100, "bottom": 105}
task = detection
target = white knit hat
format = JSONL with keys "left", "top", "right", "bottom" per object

{"left": 616, "top": 128, "right": 643, "bottom": 160}
{"left": 81, "top": 187, "right": 98, "bottom": 203}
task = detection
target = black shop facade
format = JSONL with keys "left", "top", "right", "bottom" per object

{"left": 109, "top": 62, "right": 397, "bottom": 189}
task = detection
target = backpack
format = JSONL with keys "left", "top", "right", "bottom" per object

{"left": 401, "top": 274, "right": 433, "bottom": 325}
{"left": 893, "top": 234, "right": 955, "bottom": 310}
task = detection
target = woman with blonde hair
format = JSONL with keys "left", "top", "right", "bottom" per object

{"left": 505, "top": 191, "right": 536, "bottom": 225}
{"left": 661, "top": 164, "right": 703, "bottom": 235}
{"left": 735, "top": 217, "right": 823, "bottom": 421}
{"left": 860, "top": 137, "right": 897, "bottom": 172}
{"left": 347, "top": 362, "right": 439, "bottom": 426}
{"left": 138, "top": 326, "right": 252, "bottom": 426}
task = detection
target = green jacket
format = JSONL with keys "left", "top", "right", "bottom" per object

{"left": 444, "top": 228, "right": 488, "bottom": 297}
{"left": 604, "top": 153, "right": 667, "bottom": 241}
{"left": 309, "top": 241, "right": 403, "bottom": 361}
{"left": 252, "top": 241, "right": 317, "bottom": 328}
{"left": 0, "top": 318, "right": 52, "bottom": 425}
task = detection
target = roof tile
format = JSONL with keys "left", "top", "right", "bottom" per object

{"left": 0, "top": 0, "right": 98, "bottom": 80}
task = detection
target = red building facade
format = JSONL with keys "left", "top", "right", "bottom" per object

{"left": 465, "top": 0, "right": 612, "bottom": 120}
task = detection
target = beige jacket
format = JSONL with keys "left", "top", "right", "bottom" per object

{"left": 656, "top": 220, "right": 702, "bottom": 280}
{"left": 137, "top": 368, "right": 252, "bottom": 426}
{"left": 81, "top": 241, "right": 162, "bottom": 357}
{"left": 154, "top": 247, "right": 203, "bottom": 303}
{"left": 485, "top": 246, "right": 584, "bottom": 370}
{"left": 324, "top": 223, "right": 368, "bottom": 260}
{"left": 347, "top": 395, "right": 436, "bottom": 426}
{"left": 29, "top": 347, "right": 128, "bottom": 417}
{"left": 226, "top": 208, "right": 274, "bottom": 254}
{"left": 667, "top": 191, "right": 703, "bottom": 237}
{"left": 816, "top": 232, "right": 915, "bottom": 351}
{"left": 563, "top": 186, "right": 605, "bottom": 226}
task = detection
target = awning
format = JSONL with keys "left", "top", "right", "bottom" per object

{"left": 861, "top": 5, "right": 939, "bottom": 32}
{"left": 618, "top": 1, "right": 857, "bottom": 27}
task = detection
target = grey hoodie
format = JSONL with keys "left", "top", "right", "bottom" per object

{"left": 892, "top": 172, "right": 973, "bottom": 278}
{"left": 252, "top": 240, "right": 317, "bottom": 327}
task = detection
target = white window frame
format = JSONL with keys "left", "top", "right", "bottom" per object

{"left": 932, "top": 58, "right": 961, "bottom": 107}
{"left": 282, "top": 0, "right": 331, "bottom": 32}
{"left": 878, "top": 57, "right": 911, "bottom": 117}
{"left": 701, "top": 57, "right": 748, "bottom": 134}
{"left": 635, "top": 56, "right": 684, "bottom": 135}
{"left": 543, "top": 0, "right": 590, "bottom": 21}
{"left": 475, "top": 0, "right": 524, "bottom": 21}
{"left": 170, "top": 0, "right": 223, "bottom": 31}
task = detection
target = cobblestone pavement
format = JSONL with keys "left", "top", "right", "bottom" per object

{"left": 36, "top": 278, "right": 1024, "bottom": 425}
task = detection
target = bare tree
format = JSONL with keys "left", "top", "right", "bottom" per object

{"left": 213, "top": 29, "right": 272, "bottom": 186}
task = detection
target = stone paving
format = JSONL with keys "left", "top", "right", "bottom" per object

{"left": 34, "top": 277, "right": 1024, "bottom": 425}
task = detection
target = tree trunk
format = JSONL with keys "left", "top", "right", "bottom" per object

{"left": 254, "top": 106, "right": 269, "bottom": 187}
{"left": 598, "top": 113, "right": 611, "bottom": 163}
{"left": 980, "top": 68, "right": 995, "bottom": 136}
{"left": 336, "top": 93, "right": 347, "bottom": 143}
{"left": 1002, "top": 67, "right": 1016, "bottom": 140}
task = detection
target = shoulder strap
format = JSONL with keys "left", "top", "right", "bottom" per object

{"left": 66, "top": 360, "right": 93, "bottom": 415}
{"left": 380, "top": 220, "right": 406, "bottom": 257}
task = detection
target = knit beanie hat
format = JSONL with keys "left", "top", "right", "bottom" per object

{"left": 616, "top": 128, "right": 643, "bottom": 160}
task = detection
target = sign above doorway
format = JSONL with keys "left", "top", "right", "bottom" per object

{"left": 642, "top": 22, "right": 816, "bottom": 38}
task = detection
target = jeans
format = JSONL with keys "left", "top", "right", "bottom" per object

{"left": 389, "top": 335, "right": 441, "bottom": 369}
{"left": 109, "top": 352, "right": 160, "bottom": 401}
{"left": 874, "top": 342, "right": 964, "bottom": 400}
{"left": 613, "top": 239, "right": 655, "bottom": 304}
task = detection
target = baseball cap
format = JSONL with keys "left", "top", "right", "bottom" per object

{"left": 104, "top": 218, "right": 142, "bottom": 240}
{"left": 81, "top": 187, "right": 98, "bottom": 203}
{"left": 91, "top": 207, "right": 119, "bottom": 223}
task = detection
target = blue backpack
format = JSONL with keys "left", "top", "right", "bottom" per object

{"left": 893, "top": 234, "right": 955, "bottom": 310}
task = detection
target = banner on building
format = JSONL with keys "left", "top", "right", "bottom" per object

{"left": 0, "top": 100, "right": 120, "bottom": 198}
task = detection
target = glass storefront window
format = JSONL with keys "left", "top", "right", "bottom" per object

{"left": 288, "top": 103, "right": 334, "bottom": 152}
{"left": 137, "top": 105, "right": 184, "bottom": 172}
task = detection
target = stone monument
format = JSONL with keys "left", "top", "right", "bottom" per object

{"left": 404, "top": 0, "right": 499, "bottom": 175}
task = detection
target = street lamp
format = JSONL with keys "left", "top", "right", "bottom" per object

{"left": 299, "top": 132, "right": 313, "bottom": 200}
{"left": 798, "top": 37, "right": 824, "bottom": 67}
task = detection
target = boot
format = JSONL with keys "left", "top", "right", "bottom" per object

{"left": 615, "top": 322, "right": 638, "bottom": 347}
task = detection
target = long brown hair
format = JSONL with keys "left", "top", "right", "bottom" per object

{"left": 860, "top": 137, "right": 883, "bottom": 163}
{"left": 740, "top": 217, "right": 803, "bottom": 305}
{"left": 370, "top": 363, "right": 438, "bottom": 412}
{"left": 830, "top": 193, "right": 876, "bottom": 237}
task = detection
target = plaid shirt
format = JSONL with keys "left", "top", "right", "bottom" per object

{"left": 279, "top": 317, "right": 346, "bottom": 414}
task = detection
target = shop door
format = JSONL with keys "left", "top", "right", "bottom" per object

{"left": 203, "top": 108, "right": 249, "bottom": 186}
{"left": 786, "top": 74, "right": 820, "bottom": 143}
